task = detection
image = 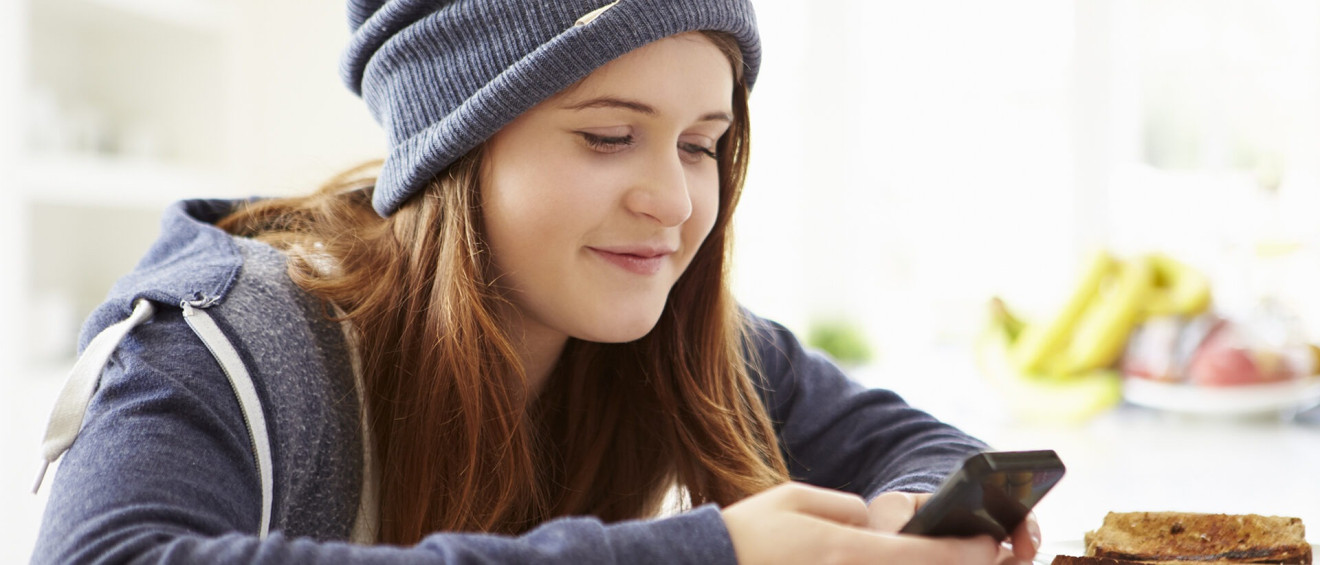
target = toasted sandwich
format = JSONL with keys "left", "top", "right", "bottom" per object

{"left": 1082, "top": 511, "right": 1309, "bottom": 564}
{"left": 1052, "top": 557, "right": 1270, "bottom": 565}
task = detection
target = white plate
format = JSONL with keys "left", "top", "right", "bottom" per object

{"left": 1033, "top": 539, "right": 1319, "bottom": 563}
{"left": 1123, "top": 376, "right": 1320, "bottom": 416}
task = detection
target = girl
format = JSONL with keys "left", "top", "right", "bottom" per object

{"left": 32, "top": 1, "right": 1040, "bottom": 563}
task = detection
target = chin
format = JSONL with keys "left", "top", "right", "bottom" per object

{"left": 578, "top": 306, "right": 665, "bottom": 344}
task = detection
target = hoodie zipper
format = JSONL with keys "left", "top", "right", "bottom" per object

{"left": 181, "top": 295, "right": 274, "bottom": 537}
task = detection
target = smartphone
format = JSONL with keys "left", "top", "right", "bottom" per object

{"left": 898, "top": 449, "right": 1065, "bottom": 541}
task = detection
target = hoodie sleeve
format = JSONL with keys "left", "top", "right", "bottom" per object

{"left": 745, "top": 312, "right": 990, "bottom": 500}
{"left": 32, "top": 307, "right": 737, "bottom": 565}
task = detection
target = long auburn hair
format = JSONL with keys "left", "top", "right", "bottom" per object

{"left": 218, "top": 31, "right": 787, "bottom": 545}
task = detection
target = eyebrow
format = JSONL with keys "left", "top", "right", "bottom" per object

{"left": 562, "top": 96, "right": 733, "bottom": 123}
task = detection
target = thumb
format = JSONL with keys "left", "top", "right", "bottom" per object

{"left": 867, "top": 491, "right": 925, "bottom": 532}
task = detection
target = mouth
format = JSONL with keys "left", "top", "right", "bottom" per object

{"left": 588, "top": 246, "right": 675, "bottom": 276}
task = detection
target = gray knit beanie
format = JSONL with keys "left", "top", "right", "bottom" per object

{"left": 342, "top": 0, "right": 761, "bottom": 217}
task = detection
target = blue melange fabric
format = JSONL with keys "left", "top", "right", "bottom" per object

{"left": 32, "top": 199, "right": 989, "bottom": 564}
{"left": 340, "top": 0, "right": 761, "bottom": 216}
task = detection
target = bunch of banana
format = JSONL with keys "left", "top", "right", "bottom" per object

{"left": 977, "top": 250, "right": 1213, "bottom": 422}
{"left": 1009, "top": 249, "right": 1119, "bottom": 376}
{"left": 1008, "top": 250, "right": 1212, "bottom": 377}
{"left": 1144, "top": 253, "right": 1212, "bottom": 319}
{"left": 976, "top": 296, "right": 1123, "bottom": 424}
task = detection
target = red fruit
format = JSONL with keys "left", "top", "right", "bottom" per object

{"left": 1186, "top": 345, "right": 1264, "bottom": 386}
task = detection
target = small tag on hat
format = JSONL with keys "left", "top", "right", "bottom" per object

{"left": 575, "top": 0, "right": 620, "bottom": 26}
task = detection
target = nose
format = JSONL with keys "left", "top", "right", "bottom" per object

{"left": 624, "top": 150, "right": 693, "bottom": 227}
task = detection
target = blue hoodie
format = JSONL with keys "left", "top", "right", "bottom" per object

{"left": 31, "top": 199, "right": 989, "bottom": 564}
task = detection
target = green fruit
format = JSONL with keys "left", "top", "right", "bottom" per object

{"left": 807, "top": 319, "right": 873, "bottom": 365}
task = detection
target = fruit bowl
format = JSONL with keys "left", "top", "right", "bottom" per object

{"left": 1122, "top": 375, "right": 1320, "bottom": 416}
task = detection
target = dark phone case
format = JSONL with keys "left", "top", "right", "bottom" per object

{"left": 898, "top": 450, "right": 1065, "bottom": 541}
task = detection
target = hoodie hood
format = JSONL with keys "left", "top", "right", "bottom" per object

{"left": 79, "top": 199, "right": 249, "bottom": 351}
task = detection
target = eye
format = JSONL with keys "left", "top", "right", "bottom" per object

{"left": 678, "top": 141, "right": 718, "bottom": 164}
{"left": 578, "top": 132, "right": 634, "bottom": 153}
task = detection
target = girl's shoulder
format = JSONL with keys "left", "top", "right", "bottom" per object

{"left": 67, "top": 198, "right": 365, "bottom": 538}
{"left": 739, "top": 308, "right": 807, "bottom": 363}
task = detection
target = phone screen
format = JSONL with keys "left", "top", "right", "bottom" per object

{"left": 898, "top": 450, "right": 1065, "bottom": 541}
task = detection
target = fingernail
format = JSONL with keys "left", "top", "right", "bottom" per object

{"left": 1029, "top": 523, "right": 1042, "bottom": 549}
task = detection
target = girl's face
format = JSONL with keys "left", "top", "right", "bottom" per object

{"left": 481, "top": 32, "right": 733, "bottom": 346}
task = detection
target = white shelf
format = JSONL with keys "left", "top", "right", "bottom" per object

{"left": 44, "top": 0, "right": 229, "bottom": 34}
{"left": 4, "top": 0, "right": 238, "bottom": 376}
{"left": 16, "top": 154, "right": 225, "bottom": 208}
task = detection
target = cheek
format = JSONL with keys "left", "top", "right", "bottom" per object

{"left": 483, "top": 151, "right": 618, "bottom": 261}
{"left": 487, "top": 139, "right": 577, "bottom": 215}
{"left": 686, "top": 173, "right": 722, "bottom": 243}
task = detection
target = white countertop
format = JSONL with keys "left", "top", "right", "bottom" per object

{"left": 856, "top": 351, "right": 1320, "bottom": 546}
{"left": 991, "top": 405, "right": 1320, "bottom": 543}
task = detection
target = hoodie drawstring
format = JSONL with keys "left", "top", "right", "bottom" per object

{"left": 32, "top": 298, "right": 155, "bottom": 493}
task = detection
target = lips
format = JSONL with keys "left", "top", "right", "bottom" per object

{"left": 588, "top": 245, "right": 675, "bottom": 276}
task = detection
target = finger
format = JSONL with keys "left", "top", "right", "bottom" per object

{"left": 777, "top": 483, "right": 870, "bottom": 528}
{"left": 812, "top": 518, "right": 1004, "bottom": 565}
{"left": 878, "top": 532, "right": 1002, "bottom": 564}
{"left": 1010, "top": 513, "right": 1041, "bottom": 561}
{"left": 995, "top": 542, "right": 1021, "bottom": 564}
{"left": 807, "top": 518, "right": 1003, "bottom": 565}
{"left": 866, "top": 491, "right": 922, "bottom": 532}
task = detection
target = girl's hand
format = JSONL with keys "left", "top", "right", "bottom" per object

{"left": 866, "top": 491, "right": 1042, "bottom": 564}
{"left": 721, "top": 482, "right": 1001, "bottom": 565}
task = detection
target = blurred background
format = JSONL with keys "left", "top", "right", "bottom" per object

{"left": 3, "top": 0, "right": 1319, "bottom": 562}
